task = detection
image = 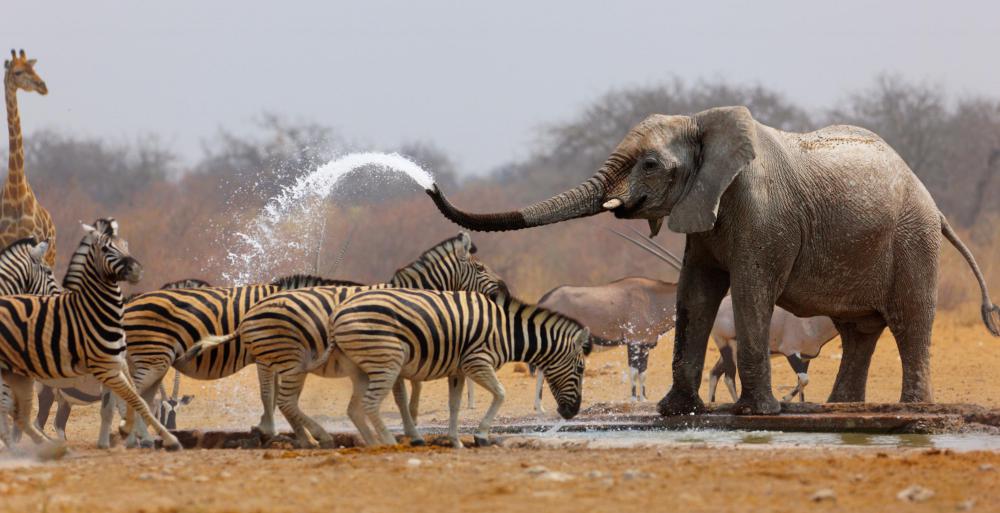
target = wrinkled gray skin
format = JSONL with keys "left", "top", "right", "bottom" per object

{"left": 537, "top": 277, "right": 677, "bottom": 403}
{"left": 428, "top": 105, "right": 1000, "bottom": 415}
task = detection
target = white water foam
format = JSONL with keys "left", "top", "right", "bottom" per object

{"left": 219, "top": 152, "right": 435, "bottom": 285}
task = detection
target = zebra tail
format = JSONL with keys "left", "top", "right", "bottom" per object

{"left": 301, "top": 344, "right": 337, "bottom": 374}
{"left": 176, "top": 333, "right": 238, "bottom": 365}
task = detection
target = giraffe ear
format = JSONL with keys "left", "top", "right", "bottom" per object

{"left": 26, "top": 59, "right": 36, "bottom": 67}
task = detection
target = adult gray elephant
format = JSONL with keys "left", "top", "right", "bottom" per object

{"left": 427, "top": 106, "right": 1000, "bottom": 415}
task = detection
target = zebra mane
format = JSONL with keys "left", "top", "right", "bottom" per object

{"left": 1, "top": 237, "right": 40, "bottom": 254}
{"left": 161, "top": 278, "right": 212, "bottom": 290}
{"left": 391, "top": 233, "right": 472, "bottom": 279}
{"left": 270, "top": 274, "right": 362, "bottom": 290}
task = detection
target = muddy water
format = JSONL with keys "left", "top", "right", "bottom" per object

{"left": 542, "top": 429, "right": 1000, "bottom": 451}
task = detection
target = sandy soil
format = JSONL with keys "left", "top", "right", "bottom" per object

{"left": 2, "top": 311, "right": 998, "bottom": 512}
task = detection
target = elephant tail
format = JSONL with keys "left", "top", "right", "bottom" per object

{"left": 941, "top": 216, "right": 1000, "bottom": 336}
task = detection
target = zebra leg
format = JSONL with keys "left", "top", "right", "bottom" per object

{"left": 275, "top": 371, "right": 330, "bottom": 447}
{"left": 129, "top": 386, "right": 161, "bottom": 448}
{"left": 466, "top": 378, "right": 475, "bottom": 409}
{"left": 407, "top": 380, "right": 422, "bottom": 425}
{"left": 534, "top": 370, "right": 545, "bottom": 414}
{"left": 97, "top": 370, "right": 181, "bottom": 451}
{"left": 34, "top": 385, "right": 55, "bottom": 434}
{"left": 0, "top": 374, "right": 16, "bottom": 447}
{"left": 255, "top": 365, "right": 277, "bottom": 436}
{"left": 464, "top": 365, "right": 505, "bottom": 447}
{"left": 391, "top": 378, "right": 424, "bottom": 446}
{"left": 361, "top": 367, "right": 403, "bottom": 446}
{"left": 346, "top": 372, "right": 377, "bottom": 446}
{"left": 446, "top": 375, "right": 465, "bottom": 448}
{"left": 97, "top": 392, "right": 115, "bottom": 449}
{"left": 53, "top": 398, "right": 71, "bottom": 441}
{"left": 5, "top": 374, "right": 48, "bottom": 444}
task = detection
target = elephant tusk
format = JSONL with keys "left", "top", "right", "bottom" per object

{"left": 603, "top": 198, "right": 623, "bottom": 210}
{"left": 647, "top": 218, "right": 664, "bottom": 237}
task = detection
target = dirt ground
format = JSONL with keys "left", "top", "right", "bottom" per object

{"left": 2, "top": 311, "right": 998, "bottom": 512}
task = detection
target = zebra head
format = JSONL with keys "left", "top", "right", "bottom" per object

{"left": 0, "top": 238, "right": 60, "bottom": 296}
{"left": 393, "top": 232, "right": 508, "bottom": 297}
{"left": 541, "top": 326, "right": 593, "bottom": 419}
{"left": 82, "top": 218, "right": 143, "bottom": 284}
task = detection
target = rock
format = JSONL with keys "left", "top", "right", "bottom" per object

{"left": 810, "top": 488, "right": 836, "bottom": 502}
{"left": 406, "top": 458, "right": 423, "bottom": 468}
{"left": 192, "top": 475, "right": 209, "bottom": 483}
{"left": 979, "top": 463, "right": 994, "bottom": 472}
{"left": 524, "top": 465, "right": 549, "bottom": 475}
{"left": 897, "top": 485, "right": 935, "bottom": 503}
{"left": 957, "top": 499, "right": 976, "bottom": 511}
{"left": 537, "top": 471, "right": 574, "bottom": 482}
{"left": 585, "top": 470, "right": 605, "bottom": 479}
{"left": 623, "top": 469, "right": 653, "bottom": 480}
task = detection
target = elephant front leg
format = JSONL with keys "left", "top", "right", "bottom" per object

{"left": 730, "top": 289, "right": 781, "bottom": 415}
{"left": 658, "top": 261, "right": 729, "bottom": 416}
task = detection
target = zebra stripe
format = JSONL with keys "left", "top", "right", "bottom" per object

{"left": 0, "top": 237, "right": 61, "bottom": 446}
{"left": 329, "top": 289, "right": 592, "bottom": 447}
{"left": 112, "top": 274, "right": 358, "bottom": 446}
{"left": 0, "top": 218, "right": 184, "bottom": 450}
{"left": 181, "top": 232, "right": 506, "bottom": 447}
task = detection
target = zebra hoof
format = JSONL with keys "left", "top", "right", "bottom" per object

{"left": 473, "top": 435, "right": 490, "bottom": 447}
{"left": 409, "top": 438, "right": 426, "bottom": 447}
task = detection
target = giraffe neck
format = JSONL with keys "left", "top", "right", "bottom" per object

{"left": 4, "top": 77, "right": 27, "bottom": 201}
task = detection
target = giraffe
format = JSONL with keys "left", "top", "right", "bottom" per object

{"left": 2, "top": 49, "right": 55, "bottom": 267}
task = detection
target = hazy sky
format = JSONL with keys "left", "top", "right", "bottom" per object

{"left": 8, "top": 1, "right": 999, "bottom": 176}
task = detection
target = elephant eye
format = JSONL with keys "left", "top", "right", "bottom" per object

{"left": 641, "top": 158, "right": 659, "bottom": 171}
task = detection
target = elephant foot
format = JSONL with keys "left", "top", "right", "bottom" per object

{"left": 899, "top": 388, "right": 933, "bottom": 404}
{"left": 657, "top": 388, "right": 705, "bottom": 416}
{"left": 827, "top": 383, "right": 866, "bottom": 403}
{"left": 732, "top": 393, "right": 780, "bottom": 416}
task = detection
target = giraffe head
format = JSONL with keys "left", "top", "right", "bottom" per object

{"left": 4, "top": 49, "right": 47, "bottom": 95}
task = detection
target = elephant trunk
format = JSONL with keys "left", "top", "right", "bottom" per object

{"left": 427, "top": 151, "right": 635, "bottom": 232}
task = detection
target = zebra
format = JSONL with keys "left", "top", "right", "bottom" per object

{"left": 0, "top": 237, "right": 60, "bottom": 445}
{"left": 0, "top": 219, "right": 185, "bottom": 450}
{"left": 179, "top": 232, "right": 506, "bottom": 448}
{"left": 32, "top": 277, "right": 211, "bottom": 443}
{"left": 115, "top": 273, "right": 360, "bottom": 447}
{"left": 327, "top": 289, "right": 592, "bottom": 447}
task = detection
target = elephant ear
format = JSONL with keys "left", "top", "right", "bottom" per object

{"left": 668, "top": 106, "right": 758, "bottom": 234}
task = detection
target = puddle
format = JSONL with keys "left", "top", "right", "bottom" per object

{"left": 542, "top": 429, "right": 1000, "bottom": 451}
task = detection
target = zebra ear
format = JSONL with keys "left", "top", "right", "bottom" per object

{"left": 455, "top": 231, "right": 473, "bottom": 258}
{"left": 577, "top": 328, "right": 593, "bottom": 356}
{"left": 28, "top": 240, "right": 49, "bottom": 262}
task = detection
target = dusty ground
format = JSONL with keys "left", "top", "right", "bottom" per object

{"left": 2, "top": 311, "right": 998, "bottom": 512}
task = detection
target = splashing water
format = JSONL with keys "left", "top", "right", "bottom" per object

{"left": 219, "top": 152, "right": 435, "bottom": 284}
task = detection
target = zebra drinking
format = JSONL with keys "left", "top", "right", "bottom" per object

{"left": 179, "top": 232, "right": 506, "bottom": 448}
{"left": 327, "top": 289, "right": 593, "bottom": 447}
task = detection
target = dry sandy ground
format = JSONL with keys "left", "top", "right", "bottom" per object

{"left": 1, "top": 311, "right": 998, "bottom": 512}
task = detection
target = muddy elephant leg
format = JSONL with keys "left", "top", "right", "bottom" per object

{"left": 887, "top": 306, "right": 935, "bottom": 403}
{"left": 730, "top": 289, "right": 781, "bottom": 415}
{"left": 658, "top": 260, "right": 730, "bottom": 416}
{"left": 828, "top": 319, "right": 884, "bottom": 402}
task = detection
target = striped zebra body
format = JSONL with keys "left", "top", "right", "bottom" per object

{"left": 0, "top": 237, "right": 60, "bottom": 445}
{"left": 329, "top": 289, "right": 592, "bottom": 447}
{"left": 33, "top": 278, "right": 213, "bottom": 444}
{"left": 114, "top": 274, "right": 358, "bottom": 446}
{"left": 183, "top": 232, "right": 505, "bottom": 447}
{"left": 0, "top": 218, "right": 185, "bottom": 450}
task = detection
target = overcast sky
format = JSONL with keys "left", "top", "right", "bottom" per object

{"left": 8, "top": 1, "right": 999, "bottom": 176}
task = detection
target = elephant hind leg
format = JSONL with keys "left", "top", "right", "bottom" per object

{"left": 828, "top": 319, "right": 884, "bottom": 403}
{"left": 886, "top": 305, "right": 935, "bottom": 403}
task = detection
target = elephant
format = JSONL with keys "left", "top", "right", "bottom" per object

{"left": 426, "top": 105, "right": 1000, "bottom": 415}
